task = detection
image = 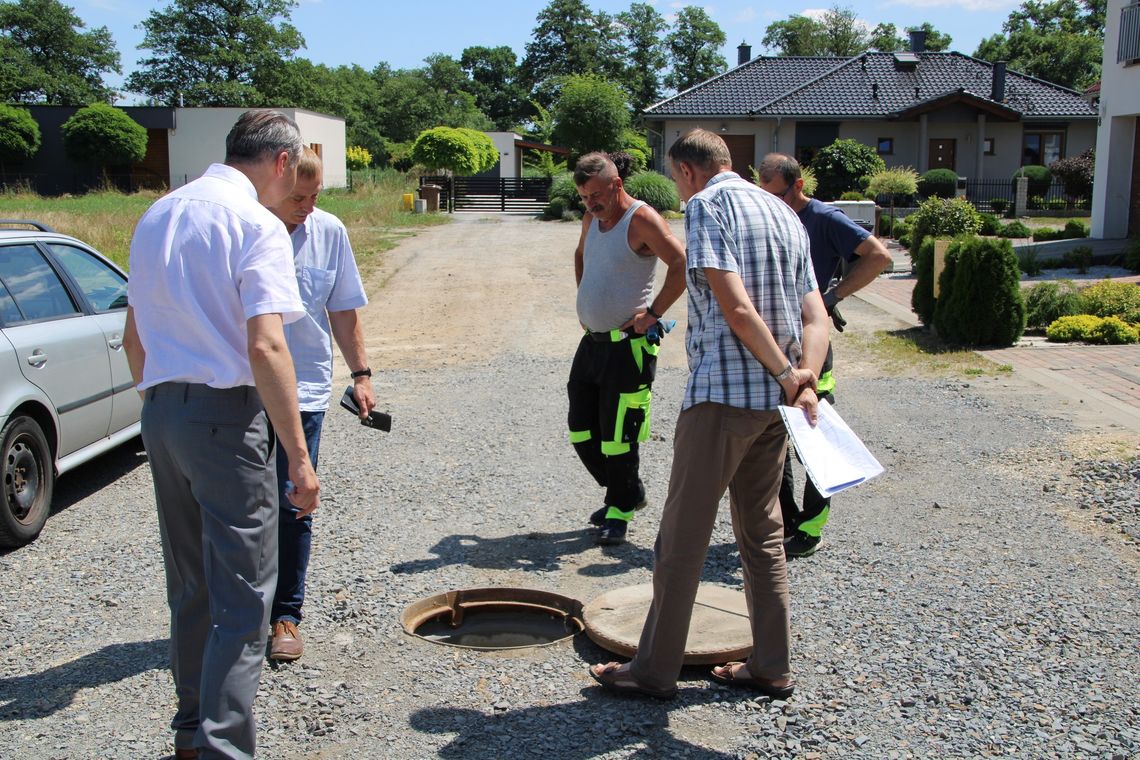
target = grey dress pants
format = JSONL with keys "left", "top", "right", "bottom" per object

{"left": 142, "top": 382, "right": 279, "bottom": 760}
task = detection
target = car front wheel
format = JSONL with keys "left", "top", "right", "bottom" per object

{"left": 0, "top": 415, "right": 54, "bottom": 548}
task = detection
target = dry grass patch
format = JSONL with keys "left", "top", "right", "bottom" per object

{"left": 839, "top": 326, "right": 1013, "bottom": 378}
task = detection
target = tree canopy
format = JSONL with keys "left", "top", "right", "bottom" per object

{"left": 60, "top": 103, "right": 147, "bottom": 168}
{"left": 763, "top": 6, "right": 951, "bottom": 57}
{"left": 0, "top": 0, "right": 120, "bottom": 104}
{"left": 125, "top": 0, "right": 304, "bottom": 106}
{"left": 973, "top": 0, "right": 1103, "bottom": 89}
{"left": 410, "top": 126, "right": 497, "bottom": 174}
{"left": 0, "top": 104, "right": 41, "bottom": 166}
{"left": 664, "top": 7, "right": 727, "bottom": 93}
{"left": 551, "top": 74, "right": 630, "bottom": 158}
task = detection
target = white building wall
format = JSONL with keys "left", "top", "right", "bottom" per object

{"left": 486, "top": 132, "right": 522, "bottom": 178}
{"left": 1092, "top": 0, "right": 1140, "bottom": 238}
{"left": 168, "top": 107, "right": 347, "bottom": 189}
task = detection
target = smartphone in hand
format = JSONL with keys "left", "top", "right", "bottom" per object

{"left": 340, "top": 387, "right": 392, "bottom": 432}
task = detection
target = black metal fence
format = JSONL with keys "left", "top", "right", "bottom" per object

{"left": 877, "top": 180, "right": 1091, "bottom": 214}
{"left": 0, "top": 170, "right": 167, "bottom": 196}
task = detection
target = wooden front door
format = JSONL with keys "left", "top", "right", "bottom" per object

{"left": 721, "top": 134, "right": 756, "bottom": 180}
{"left": 929, "top": 138, "right": 957, "bottom": 171}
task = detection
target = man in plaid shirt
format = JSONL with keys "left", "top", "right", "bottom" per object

{"left": 590, "top": 128, "right": 829, "bottom": 700}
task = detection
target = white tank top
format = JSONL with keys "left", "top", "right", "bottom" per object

{"left": 575, "top": 201, "right": 656, "bottom": 331}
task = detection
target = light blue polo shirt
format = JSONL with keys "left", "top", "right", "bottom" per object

{"left": 283, "top": 207, "right": 368, "bottom": 411}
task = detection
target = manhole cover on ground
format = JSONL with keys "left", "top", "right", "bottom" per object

{"left": 401, "top": 588, "right": 584, "bottom": 650}
{"left": 582, "top": 583, "right": 753, "bottom": 665}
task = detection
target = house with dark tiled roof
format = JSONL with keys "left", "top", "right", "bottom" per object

{"left": 643, "top": 31, "right": 1097, "bottom": 186}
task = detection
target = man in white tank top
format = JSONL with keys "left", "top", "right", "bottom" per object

{"left": 568, "top": 152, "right": 686, "bottom": 545}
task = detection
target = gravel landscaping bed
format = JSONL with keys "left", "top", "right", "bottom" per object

{"left": 1, "top": 216, "right": 1136, "bottom": 759}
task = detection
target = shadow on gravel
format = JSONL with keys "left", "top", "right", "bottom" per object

{"left": 49, "top": 436, "right": 147, "bottom": 518}
{"left": 0, "top": 638, "right": 166, "bottom": 720}
{"left": 389, "top": 529, "right": 744, "bottom": 586}
{"left": 410, "top": 686, "right": 737, "bottom": 759}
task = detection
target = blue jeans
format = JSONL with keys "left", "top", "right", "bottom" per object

{"left": 271, "top": 410, "right": 324, "bottom": 625}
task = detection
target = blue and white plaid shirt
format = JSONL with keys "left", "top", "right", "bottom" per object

{"left": 681, "top": 172, "right": 817, "bottom": 412}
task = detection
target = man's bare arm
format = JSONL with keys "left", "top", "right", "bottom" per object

{"left": 574, "top": 213, "right": 592, "bottom": 287}
{"left": 328, "top": 308, "right": 375, "bottom": 417}
{"left": 792, "top": 288, "right": 830, "bottom": 422}
{"left": 123, "top": 306, "right": 145, "bottom": 393}
{"left": 628, "top": 209, "right": 687, "bottom": 334}
{"left": 247, "top": 313, "right": 320, "bottom": 515}
{"left": 833, "top": 236, "right": 892, "bottom": 300}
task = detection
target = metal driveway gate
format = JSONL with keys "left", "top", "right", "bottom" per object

{"left": 421, "top": 176, "right": 552, "bottom": 213}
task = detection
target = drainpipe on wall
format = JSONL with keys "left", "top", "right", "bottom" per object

{"left": 772, "top": 117, "right": 782, "bottom": 152}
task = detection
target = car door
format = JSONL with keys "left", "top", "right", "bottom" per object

{"left": 45, "top": 242, "right": 141, "bottom": 436}
{"left": 0, "top": 243, "right": 114, "bottom": 457}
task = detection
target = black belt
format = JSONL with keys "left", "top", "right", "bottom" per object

{"left": 586, "top": 328, "right": 632, "bottom": 343}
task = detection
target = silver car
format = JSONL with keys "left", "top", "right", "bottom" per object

{"left": 0, "top": 221, "right": 141, "bottom": 547}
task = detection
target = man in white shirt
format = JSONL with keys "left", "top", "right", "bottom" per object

{"left": 124, "top": 110, "right": 319, "bottom": 760}
{"left": 265, "top": 147, "right": 375, "bottom": 662}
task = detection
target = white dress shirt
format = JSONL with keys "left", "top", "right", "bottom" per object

{"left": 128, "top": 163, "right": 304, "bottom": 390}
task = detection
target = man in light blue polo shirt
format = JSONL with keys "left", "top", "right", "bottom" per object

{"left": 266, "top": 147, "right": 374, "bottom": 661}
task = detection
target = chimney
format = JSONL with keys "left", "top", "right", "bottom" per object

{"left": 909, "top": 29, "right": 927, "bottom": 53}
{"left": 991, "top": 61, "right": 1007, "bottom": 102}
{"left": 738, "top": 41, "right": 752, "bottom": 66}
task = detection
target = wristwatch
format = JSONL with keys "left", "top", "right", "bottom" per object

{"left": 773, "top": 363, "right": 795, "bottom": 382}
{"left": 350, "top": 367, "right": 372, "bottom": 379}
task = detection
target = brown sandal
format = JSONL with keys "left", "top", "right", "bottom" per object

{"left": 589, "top": 662, "right": 677, "bottom": 700}
{"left": 710, "top": 662, "right": 795, "bottom": 699}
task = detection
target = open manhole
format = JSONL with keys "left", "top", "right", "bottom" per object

{"left": 401, "top": 588, "right": 585, "bottom": 650}
{"left": 402, "top": 584, "right": 752, "bottom": 663}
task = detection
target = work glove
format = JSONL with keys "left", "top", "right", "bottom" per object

{"left": 822, "top": 288, "right": 841, "bottom": 314}
{"left": 830, "top": 304, "right": 847, "bottom": 333}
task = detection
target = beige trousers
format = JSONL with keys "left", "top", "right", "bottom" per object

{"left": 628, "top": 401, "right": 791, "bottom": 690}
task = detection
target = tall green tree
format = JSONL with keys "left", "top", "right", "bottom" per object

{"left": 0, "top": 0, "right": 120, "bottom": 104}
{"left": 461, "top": 45, "right": 528, "bottom": 130}
{"left": 762, "top": 15, "right": 825, "bottom": 56}
{"left": 520, "top": 0, "right": 606, "bottom": 105}
{"left": 973, "top": 0, "right": 1103, "bottom": 89}
{"left": 868, "top": 22, "right": 952, "bottom": 52}
{"left": 551, "top": 74, "right": 630, "bottom": 158}
{"left": 664, "top": 6, "right": 727, "bottom": 93}
{"left": 819, "top": 6, "right": 869, "bottom": 56}
{"left": 370, "top": 64, "right": 491, "bottom": 144}
{"left": 126, "top": 0, "right": 304, "bottom": 106}
{"left": 617, "top": 3, "right": 667, "bottom": 113}
{"left": 911, "top": 22, "right": 953, "bottom": 51}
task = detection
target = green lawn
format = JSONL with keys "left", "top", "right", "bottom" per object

{"left": 0, "top": 170, "right": 446, "bottom": 272}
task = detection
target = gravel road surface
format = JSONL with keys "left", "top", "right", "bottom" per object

{"left": 1, "top": 213, "right": 1136, "bottom": 760}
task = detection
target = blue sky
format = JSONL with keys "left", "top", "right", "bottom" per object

{"left": 73, "top": 0, "right": 1023, "bottom": 100}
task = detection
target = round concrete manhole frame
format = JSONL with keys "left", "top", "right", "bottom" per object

{"left": 400, "top": 587, "right": 586, "bottom": 651}
{"left": 401, "top": 583, "right": 753, "bottom": 664}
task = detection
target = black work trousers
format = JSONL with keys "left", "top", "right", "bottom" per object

{"left": 567, "top": 332, "right": 657, "bottom": 512}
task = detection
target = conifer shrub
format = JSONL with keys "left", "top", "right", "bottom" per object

{"left": 910, "top": 237, "right": 938, "bottom": 325}
{"left": 1024, "top": 280, "right": 1083, "bottom": 329}
{"left": 1062, "top": 245, "right": 1093, "bottom": 273}
{"left": 546, "top": 172, "right": 584, "bottom": 217}
{"left": 933, "top": 235, "right": 1026, "bottom": 346}
{"left": 1032, "top": 227, "right": 1062, "bottom": 242}
{"left": 624, "top": 171, "right": 678, "bottom": 212}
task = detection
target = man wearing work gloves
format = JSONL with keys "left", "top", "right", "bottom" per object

{"left": 757, "top": 152, "right": 892, "bottom": 557}
{"left": 569, "top": 152, "right": 686, "bottom": 546}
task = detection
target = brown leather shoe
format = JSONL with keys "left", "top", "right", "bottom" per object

{"left": 269, "top": 620, "right": 303, "bottom": 661}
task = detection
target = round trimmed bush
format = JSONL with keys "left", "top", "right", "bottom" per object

{"left": 978, "top": 213, "right": 1002, "bottom": 236}
{"left": 624, "top": 171, "right": 679, "bottom": 213}
{"left": 61, "top": 103, "right": 147, "bottom": 168}
{"left": 0, "top": 104, "right": 41, "bottom": 164}
{"left": 1012, "top": 165, "right": 1052, "bottom": 197}
{"left": 1092, "top": 317, "right": 1139, "bottom": 344}
{"left": 908, "top": 196, "right": 981, "bottom": 257}
{"left": 919, "top": 168, "right": 958, "bottom": 199}
{"left": 840, "top": 190, "right": 865, "bottom": 201}
{"left": 809, "top": 139, "right": 885, "bottom": 201}
{"left": 547, "top": 172, "right": 584, "bottom": 215}
{"left": 1063, "top": 220, "right": 1089, "bottom": 239}
{"left": 999, "top": 221, "right": 1032, "bottom": 239}
{"left": 1047, "top": 314, "right": 1139, "bottom": 344}
{"left": 989, "top": 197, "right": 1010, "bottom": 215}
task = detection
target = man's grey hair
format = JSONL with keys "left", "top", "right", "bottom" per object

{"left": 667, "top": 129, "right": 731, "bottom": 172}
{"left": 573, "top": 152, "right": 618, "bottom": 186}
{"left": 225, "top": 110, "right": 304, "bottom": 167}
{"left": 757, "top": 153, "right": 801, "bottom": 187}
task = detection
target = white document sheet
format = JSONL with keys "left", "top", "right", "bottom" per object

{"left": 778, "top": 402, "right": 884, "bottom": 498}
